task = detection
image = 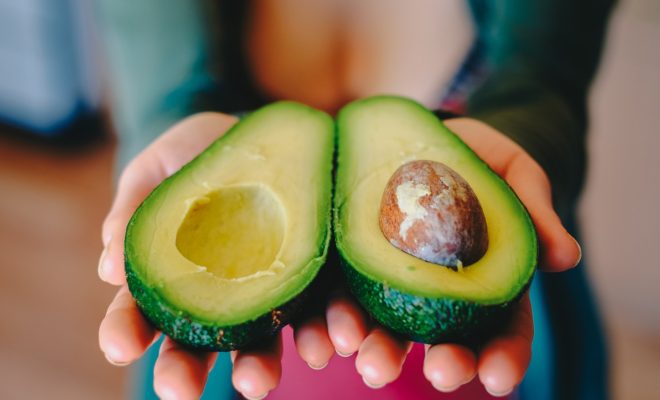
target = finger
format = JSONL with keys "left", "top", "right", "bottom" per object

{"left": 478, "top": 294, "right": 533, "bottom": 397}
{"left": 326, "top": 293, "right": 370, "bottom": 357}
{"left": 445, "top": 118, "right": 581, "bottom": 272}
{"left": 293, "top": 316, "right": 335, "bottom": 369}
{"left": 99, "top": 161, "right": 164, "bottom": 285}
{"left": 355, "top": 327, "right": 412, "bottom": 388}
{"left": 423, "top": 344, "right": 477, "bottom": 392}
{"left": 99, "top": 286, "right": 158, "bottom": 365}
{"left": 504, "top": 152, "right": 581, "bottom": 271}
{"left": 232, "top": 334, "right": 283, "bottom": 399}
{"left": 99, "top": 113, "right": 238, "bottom": 285}
{"left": 153, "top": 337, "right": 218, "bottom": 400}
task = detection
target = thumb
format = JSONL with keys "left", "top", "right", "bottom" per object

{"left": 99, "top": 158, "right": 165, "bottom": 285}
{"left": 504, "top": 152, "right": 581, "bottom": 272}
{"left": 98, "top": 112, "right": 239, "bottom": 285}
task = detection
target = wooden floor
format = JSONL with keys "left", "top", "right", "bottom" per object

{"left": 0, "top": 127, "right": 125, "bottom": 399}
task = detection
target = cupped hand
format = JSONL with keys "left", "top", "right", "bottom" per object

{"left": 98, "top": 114, "right": 580, "bottom": 399}
{"left": 291, "top": 118, "right": 582, "bottom": 397}
{"left": 98, "top": 112, "right": 290, "bottom": 399}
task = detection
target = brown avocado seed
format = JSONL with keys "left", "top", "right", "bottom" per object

{"left": 379, "top": 160, "right": 488, "bottom": 269}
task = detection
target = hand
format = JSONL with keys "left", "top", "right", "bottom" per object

{"left": 98, "top": 113, "right": 580, "bottom": 399}
{"left": 98, "top": 112, "right": 291, "bottom": 399}
{"left": 297, "top": 118, "right": 581, "bottom": 397}
{"left": 98, "top": 112, "right": 372, "bottom": 399}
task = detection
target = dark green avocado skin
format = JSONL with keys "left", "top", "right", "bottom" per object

{"left": 122, "top": 101, "right": 334, "bottom": 352}
{"left": 340, "top": 254, "right": 531, "bottom": 346}
{"left": 126, "top": 259, "right": 311, "bottom": 351}
{"left": 333, "top": 96, "right": 537, "bottom": 347}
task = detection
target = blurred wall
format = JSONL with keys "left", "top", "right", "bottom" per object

{"left": 582, "top": 0, "right": 660, "bottom": 336}
{"left": 580, "top": 0, "right": 660, "bottom": 398}
{"left": 0, "top": 0, "right": 100, "bottom": 133}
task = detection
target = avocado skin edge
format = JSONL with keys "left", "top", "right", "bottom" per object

{"left": 126, "top": 257, "right": 318, "bottom": 351}
{"left": 339, "top": 253, "right": 533, "bottom": 348}
{"left": 334, "top": 95, "right": 537, "bottom": 347}
{"left": 122, "top": 101, "right": 334, "bottom": 352}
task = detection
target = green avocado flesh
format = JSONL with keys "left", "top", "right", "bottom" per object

{"left": 125, "top": 102, "right": 334, "bottom": 350}
{"left": 334, "top": 97, "right": 537, "bottom": 344}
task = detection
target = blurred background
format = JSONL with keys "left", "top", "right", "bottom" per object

{"left": 0, "top": 0, "right": 658, "bottom": 399}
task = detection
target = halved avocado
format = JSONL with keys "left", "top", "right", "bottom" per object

{"left": 334, "top": 96, "right": 537, "bottom": 344}
{"left": 125, "top": 102, "right": 334, "bottom": 351}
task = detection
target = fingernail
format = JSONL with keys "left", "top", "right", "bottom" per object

{"left": 243, "top": 392, "right": 268, "bottom": 400}
{"left": 572, "top": 236, "right": 582, "bottom": 268}
{"left": 431, "top": 381, "right": 462, "bottom": 393}
{"left": 485, "top": 386, "right": 513, "bottom": 398}
{"left": 307, "top": 361, "right": 329, "bottom": 370}
{"left": 336, "top": 350, "right": 354, "bottom": 358}
{"left": 362, "top": 376, "right": 386, "bottom": 389}
{"left": 98, "top": 245, "right": 109, "bottom": 281}
{"left": 236, "top": 379, "right": 267, "bottom": 400}
{"left": 158, "top": 387, "right": 178, "bottom": 400}
{"left": 431, "top": 371, "right": 475, "bottom": 393}
{"left": 104, "top": 351, "right": 129, "bottom": 367}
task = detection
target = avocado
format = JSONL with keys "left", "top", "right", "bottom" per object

{"left": 334, "top": 96, "right": 537, "bottom": 344}
{"left": 125, "top": 102, "right": 334, "bottom": 351}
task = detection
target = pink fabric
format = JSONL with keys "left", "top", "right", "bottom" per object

{"left": 267, "top": 326, "right": 505, "bottom": 399}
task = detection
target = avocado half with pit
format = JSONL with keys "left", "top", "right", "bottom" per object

{"left": 334, "top": 96, "right": 537, "bottom": 344}
{"left": 125, "top": 102, "right": 334, "bottom": 351}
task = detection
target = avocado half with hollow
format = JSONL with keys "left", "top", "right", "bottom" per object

{"left": 334, "top": 96, "right": 537, "bottom": 344}
{"left": 125, "top": 102, "right": 334, "bottom": 351}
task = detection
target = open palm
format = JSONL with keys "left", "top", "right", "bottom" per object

{"left": 98, "top": 113, "right": 580, "bottom": 399}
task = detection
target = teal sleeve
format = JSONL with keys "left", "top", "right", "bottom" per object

{"left": 466, "top": 0, "right": 616, "bottom": 212}
{"left": 94, "top": 0, "right": 219, "bottom": 167}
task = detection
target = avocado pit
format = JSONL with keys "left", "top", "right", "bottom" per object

{"left": 379, "top": 160, "right": 488, "bottom": 268}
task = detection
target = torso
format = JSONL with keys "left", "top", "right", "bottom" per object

{"left": 246, "top": 0, "right": 475, "bottom": 112}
